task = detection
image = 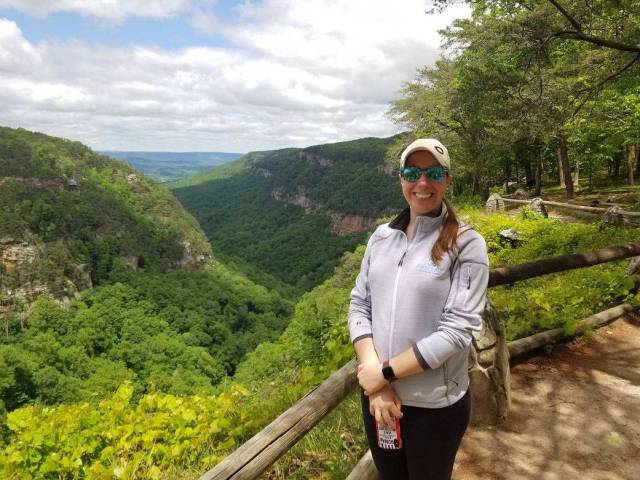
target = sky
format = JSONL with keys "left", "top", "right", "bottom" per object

{"left": 0, "top": 1, "right": 470, "bottom": 152}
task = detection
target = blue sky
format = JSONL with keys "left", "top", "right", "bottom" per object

{"left": 0, "top": 1, "right": 469, "bottom": 151}
{"left": 0, "top": 0, "right": 241, "bottom": 48}
{"left": 0, "top": 10, "right": 227, "bottom": 48}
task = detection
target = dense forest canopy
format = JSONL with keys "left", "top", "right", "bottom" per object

{"left": 392, "top": 0, "right": 640, "bottom": 198}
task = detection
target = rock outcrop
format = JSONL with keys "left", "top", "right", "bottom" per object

{"left": 177, "top": 240, "right": 213, "bottom": 269}
{"left": 299, "top": 151, "right": 335, "bottom": 167}
{"left": 271, "top": 186, "right": 319, "bottom": 214}
{"left": 271, "top": 187, "right": 376, "bottom": 236}
{"left": 330, "top": 214, "right": 377, "bottom": 236}
{"left": 0, "top": 237, "right": 39, "bottom": 271}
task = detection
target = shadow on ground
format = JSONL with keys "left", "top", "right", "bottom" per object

{"left": 455, "top": 316, "right": 640, "bottom": 480}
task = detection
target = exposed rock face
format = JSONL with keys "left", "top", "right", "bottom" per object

{"left": 271, "top": 187, "right": 376, "bottom": 236}
{"left": 177, "top": 240, "right": 213, "bottom": 269}
{"left": 330, "top": 214, "right": 377, "bottom": 236}
{"left": 74, "top": 264, "right": 93, "bottom": 291}
{"left": 0, "top": 237, "right": 39, "bottom": 271}
{"left": 254, "top": 168, "right": 272, "bottom": 178}
{"left": 126, "top": 173, "right": 140, "bottom": 184}
{"left": 299, "top": 151, "right": 335, "bottom": 167}
{"left": 271, "top": 186, "right": 320, "bottom": 214}
{"left": 377, "top": 163, "right": 396, "bottom": 176}
{"left": 0, "top": 177, "right": 64, "bottom": 190}
{"left": 118, "top": 256, "right": 140, "bottom": 270}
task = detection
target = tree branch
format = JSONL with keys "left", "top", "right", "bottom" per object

{"left": 546, "top": 0, "right": 640, "bottom": 53}
{"left": 547, "top": 0, "right": 581, "bottom": 31}
{"left": 553, "top": 30, "right": 640, "bottom": 53}
{"left": 572, "top": 52, "right": 640, "bottom": 116}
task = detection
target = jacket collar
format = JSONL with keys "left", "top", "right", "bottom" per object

{"left": 389, "top": 202, "right": 447, "bottom": 234}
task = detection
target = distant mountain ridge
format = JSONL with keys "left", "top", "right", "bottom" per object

{"left": 101, "top": 150, "right": 243, "bottom": 182}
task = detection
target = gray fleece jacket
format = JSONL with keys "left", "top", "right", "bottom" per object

{"left": 348, "top": 203, "right": 489, "bottom": 408}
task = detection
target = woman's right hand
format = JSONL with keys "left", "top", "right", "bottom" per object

{"left": 369, "top": 384, "right": 403, "bottom": 429}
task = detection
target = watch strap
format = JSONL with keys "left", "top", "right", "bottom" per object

{"left": 382, "top": 360, "right": 397, "bottom": 382}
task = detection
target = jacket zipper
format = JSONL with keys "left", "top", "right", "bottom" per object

{"left": 388, "top": 230, "right": 415, "bottom": 358}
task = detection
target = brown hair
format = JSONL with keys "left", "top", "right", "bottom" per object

{"left": 431, "top": 198, "right": 461, "bottom": 264}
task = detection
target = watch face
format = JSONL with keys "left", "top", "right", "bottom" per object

{"left": 382, "top": 365, "right": 394, "bottom": 380}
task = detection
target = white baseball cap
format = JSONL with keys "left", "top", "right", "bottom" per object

{"left": 400, "top": 138, "right": 451, "bottom": 170}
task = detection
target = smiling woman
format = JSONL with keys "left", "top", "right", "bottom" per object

{"left": 349, "top": 138, "right": 489, "bottom": 480}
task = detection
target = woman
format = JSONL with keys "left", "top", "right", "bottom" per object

{"left": 348, "top": 138, "right": 489, "bottom": 480}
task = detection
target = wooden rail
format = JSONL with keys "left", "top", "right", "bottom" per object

{"left": 198, "top": 243, "right": 640, "bottom": 480}
{"left": 200, "top": 359, "right": 358, "bottom": 480}
{"left": 488, "top": 243, "right": 640, "bottom": 287}
{"left": 502, "top": 197, "right": 640, "bottom": 218}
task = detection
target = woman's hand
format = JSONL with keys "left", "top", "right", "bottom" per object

{"left": 369, "top": 384, "right": 403, "bottom": 428}
{"left": 357, "top": 361, "right": 387, "bottom": 395}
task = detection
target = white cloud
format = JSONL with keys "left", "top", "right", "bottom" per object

{"left": 0, "top": 0, "right": 203, "bottom": 21}
{"left": 0, "top": 1, "right": 470, "bottom": 151}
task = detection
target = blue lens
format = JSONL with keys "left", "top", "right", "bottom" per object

{"left": 401, "top": 166, "right": 447, "bottom": 183}
{"left": 401, "top": 167, "right": 421, "bottom": 182}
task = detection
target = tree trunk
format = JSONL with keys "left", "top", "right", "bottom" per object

{"left": 534, "top": 156, "right": 542, "bottom": 196}
{"left": 557, "top": 150, "right": 565, "bottom": 186}
{"left": 626, "top": 143, "right": 638, "bottom": 185}
{"left": 557, "top": 134, "right": 573, "bottom": 198}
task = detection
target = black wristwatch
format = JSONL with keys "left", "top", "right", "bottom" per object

{"left": 382, "top": 360, "right": 397, "bottom": 382}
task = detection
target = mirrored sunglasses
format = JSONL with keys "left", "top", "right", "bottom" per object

{"left": 400, "top": 165, "right": 448, "bottom": 183}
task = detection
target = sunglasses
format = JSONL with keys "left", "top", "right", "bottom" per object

{"left": 400, "top": 165, "right": 449, "bottom": 183}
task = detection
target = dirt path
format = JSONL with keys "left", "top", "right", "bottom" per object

{"left": 454, "top": 316, "right": 640, "bottom": 480}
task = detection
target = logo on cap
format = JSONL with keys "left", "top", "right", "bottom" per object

{"left": 434, "top": 146, "right": 444, "bottom": 155}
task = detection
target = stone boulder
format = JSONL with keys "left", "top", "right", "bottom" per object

{"left": 468, "top": 298, "right": 511, "bottom": 426}
{"left": 529, "top": 197, "right": 548, "bottom": 217}
{"left": 602, "top": 206, "right": 625, "bottom": 227}
{"left": 512, "top": 188, "right": 529, "bottom": 200}
{"left": 498, "top": 228, "right": 522, "bottom": 247}
{"left": 486, "top": 193, "right": 505, "bottom": 214}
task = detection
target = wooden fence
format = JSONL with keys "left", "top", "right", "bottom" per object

{"left": 492, "top": 195, "right": 640, "bottom": 225}
{"left": 199, "top": 243, "right": 640, "bottom": 480}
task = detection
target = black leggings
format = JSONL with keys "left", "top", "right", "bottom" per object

{"left": 360, "top": 389, "right": 470, "bottom": 480}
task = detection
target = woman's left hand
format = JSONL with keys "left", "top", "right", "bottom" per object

{"left": 357, "top": 361, "right": 387, "bottom": 395}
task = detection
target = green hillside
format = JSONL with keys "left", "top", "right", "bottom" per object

{"left": 166, "top": 155, "right": 248, "bottom": 189}
{"left": 4, "top": 207, "right": 639, "bottom": 479}
{"left": 172, "top": 136, "right": 407, "bottom": 292}
{"left": 0, "top": 127, "right": 212, "bottom": 308}
{"left": 0, "top": 127, "right": 293, "bottom": 414}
